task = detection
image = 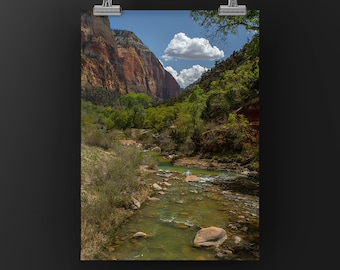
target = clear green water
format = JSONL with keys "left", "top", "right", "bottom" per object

{"left": 109, "top": 179, "right": 231, "bottom": 260}
{"left": 106, "top": 153, "right": 259, "bottom": 260}
{"left": 150, "top": 152, "right": 238, "bottom": 176}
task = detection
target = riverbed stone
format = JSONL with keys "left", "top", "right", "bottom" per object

{"left": 233, "top": 235, "right": 242, "bottom": 244}
{"left": 132, "top": 232, "right": 147, "bottom": 238}
{"left": 147, "top": 196, "right": 160, "bottom": 202}
{"left": 184, "top": 175, "right": 200, "bottom": 182}
{"left": 240, "top": 226, "right": 248, "bottom": 232}
{"left": 151, "top": 146, "right": 161, "bottom": 152}
{"left": 130, "top": 196, "right": 141, "bottom": 209}
{"left": 161, "top": 181, "right": 172, "bottom": 186}
{"left": 152, "top": 183, "right": 163, "bottom": 190}
{"left": 228, "top": 224, "right": 238, "bottom": 230}
{"left": 173, "top": 223, "right": 190, "bottom": 229}
{"left": 193, "top": 226, "right": 227, "bottom": 247}
{"left": 120, "top": 139, "right": 137, "bottom": 146}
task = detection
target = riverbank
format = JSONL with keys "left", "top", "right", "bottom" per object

{"left": 168, "top": 155, "right": 259, "bottom": 179}
{"left": 81, "top": 136, "right": 259, "bottom": 260}
{"left": 120, "top": 132, "right": 259, "bottom": 179}
{"left": 109, "top": 144, "right": 259, "bottom": 260}
{"left": 125, "top": 127, "right": 259, "bottom": 179}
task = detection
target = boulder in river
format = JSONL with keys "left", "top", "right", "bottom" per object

{"left": 193, "top": 226, "right": 227, "bottom": 247}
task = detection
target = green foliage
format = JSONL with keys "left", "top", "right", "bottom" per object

{"left": 81, "top": 93, "right": 153, "bottom": 131}
{"left": 139, "top": 34, "right": 259, "bottom": 158}
{"left": 119, "top": 92, "right": 152, "bottom": 108}
{"left": 81, "top": 15, "right": 261, "bottom": 258}
{"left": 80, "top": 24, "right": 261, "bottom": 259}
{"left": 172, "top": 102, "right": 194, "bottom": 143}
{"left": 204, "top": 89, "right": 231, "bottom": 121}
{"left": 199, "top": 113, "right": 257, "bottom": 160}
{"left": 190, "top": 9, "right": 259, "bottom": 41}
{"left": 111, "top": 109, "right": 131, "bottom": 130}
{"left": 80, "top": 12, "right": 260, "bottom": 168}
{"left": 168, "top": 87, "right": 206, "bottom": 154}
{"left": 187, "top": 85, "right": 207, "bottom": 128}
{"left": 243, "top": 33, "right": 260, "bottom": 60}
{"left": 81, "top": 99, "right": 100, "bottom": 127}
{"left": 224, "top": 113, "right": 257, "bottom": 152}
{"left": 118, "top": 93, "right": 152, "bottom": 128}
{"left": 145, "top": 105, "right": 176, "bottom": 132}
{"left": 203, "top": 56, "right": 259, "bottom": 121}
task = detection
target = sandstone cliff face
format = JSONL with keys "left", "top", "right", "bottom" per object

{"left": 80, "top": 11, "right": 181, "bottom": 102}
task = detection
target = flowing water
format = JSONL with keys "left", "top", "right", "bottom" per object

{"left": 106, "top": 154, "right": 259, "bottom": 261}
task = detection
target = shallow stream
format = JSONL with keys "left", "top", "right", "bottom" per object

{"left": 106, "top": 154, "right": 259, "bottom": 260}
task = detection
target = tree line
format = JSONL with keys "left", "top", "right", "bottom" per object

{"left": 81, "top": 10, "right": 259, "bottom": 170}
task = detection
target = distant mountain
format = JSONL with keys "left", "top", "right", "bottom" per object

{"left": 80, "top": 11, "right": 182, "bottom": 102}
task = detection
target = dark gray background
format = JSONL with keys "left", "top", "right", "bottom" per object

{"left": 1, "top": 0, "right": 339, "bottom": 269}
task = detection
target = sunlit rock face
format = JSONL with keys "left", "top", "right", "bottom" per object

{"left": 81, "top": 11, "right": 182, "bottom": 102}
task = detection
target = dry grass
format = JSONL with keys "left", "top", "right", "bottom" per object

{"left": 80, "top": 141, "right": 156, "bottom": 260}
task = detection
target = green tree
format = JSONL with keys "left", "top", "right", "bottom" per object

{"left": 145, "top": 106, "right": 176, "bottom": 132}
{"left": 190, "top": 9, "right": 259, "bottom": 41}
{"left": 111, "top": 109, "right": 131, "bottom": 130}
{"left": 119, "top": 93, "right": 152, "bottom": 128}
{"left": 98, "top": 106, "right": 115, "bottom": 130}
{"left": 243, "top": 33, "right": 260, "bottom": 60}
{"left": 203, "top": 57, "right": 259, "bottom": 121}
{"left": 224, "top": 113, "right": 256, "bottom": 152}
{"left": 172, "top": 103, "right": 193, "bottom": 144}
{"left": 204, "top": 89, "right": 231, "bottom": 121}
{"left": 187, "top": 85, "right": 207, "bottom": 129}
{"left": 171, "top": 86, "right": 207, "bottom": 150}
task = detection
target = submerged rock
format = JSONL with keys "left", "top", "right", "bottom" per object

{"left": 147, "top": 196, "right": 160, "bottom": 202}
{"left": 173, "top": 223, "right": 190, "bottom": 229}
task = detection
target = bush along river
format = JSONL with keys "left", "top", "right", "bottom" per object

{"left": 105, "top": 153, "right": 259, "bottom": 260}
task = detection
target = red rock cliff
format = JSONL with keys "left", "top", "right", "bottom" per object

{"left": 80, "top": 11, "right": 182, "bottom": 102}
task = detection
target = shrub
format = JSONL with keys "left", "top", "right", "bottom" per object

{"left": 80, "top": 142, "right": 155, "bottom": 260}
{"left": 83, "top": 128, "right": 112, "bottom": 150}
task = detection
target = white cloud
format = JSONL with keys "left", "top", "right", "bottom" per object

{"left": 164, "top": 65, "right": 178, "bottom": 78}
{"left": 165, "top": 65, "right": 209, "bottom": 88}
{"left": 162, "top": 32, "right": 224, "bottom": 61}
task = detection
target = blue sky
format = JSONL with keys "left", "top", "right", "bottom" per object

{"left": 109, "top": 10, "right": 255, "bottom": 88}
